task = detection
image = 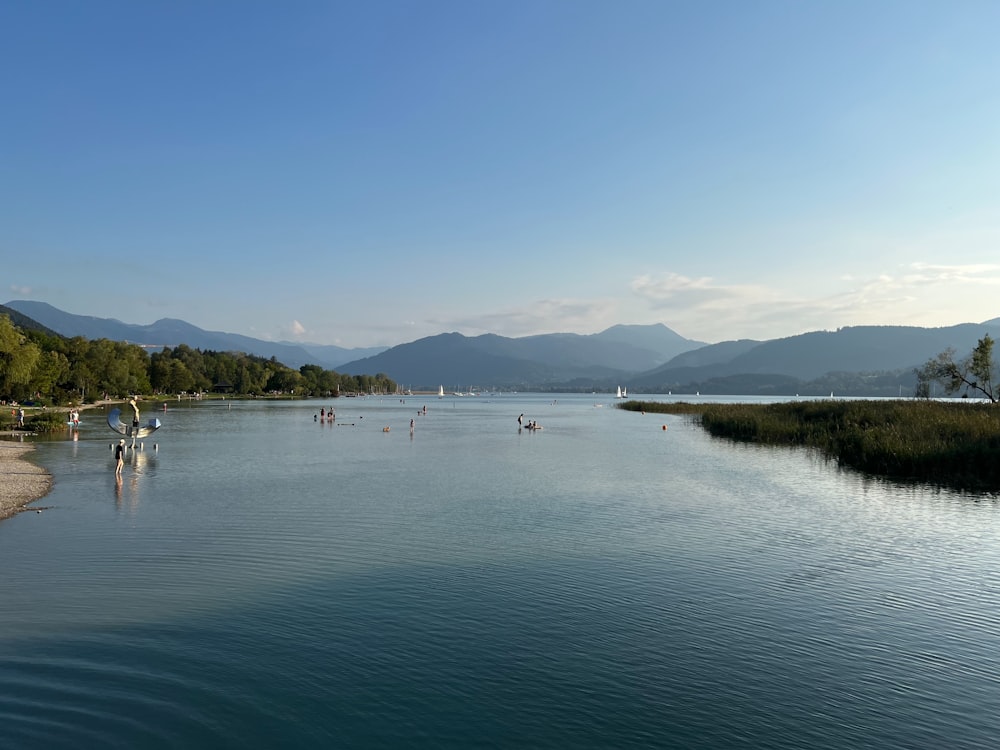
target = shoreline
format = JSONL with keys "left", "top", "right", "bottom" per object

{"left": 0, "top": 441, "right": 54, "bottom": 521}
{"left": 0, "top": 394, "right": 384, "bottom": 523}
{"left": 0, "top": 399, "right": 139, "bottom": 522}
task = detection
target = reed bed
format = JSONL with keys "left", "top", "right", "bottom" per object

{"left": 622, "top": 400, "right": 1000, "bottom": 492}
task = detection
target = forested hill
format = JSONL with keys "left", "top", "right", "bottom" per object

{"left": 0, "top": 312, "right": 396, "bottom": 404}
{"left": 718, "top": 325, "right": 997, "bottom": 381}
{"left": 336, "top": 325, "right": 704, "bottom": 387}
{"left": 3, "top": 300, "right": 383, "bottom": 370}
{"left": 6, "top": 300, "right": 1000, "bottom": 395}
{"left": 0, "top": 304, "right": 61, "bottom": 338}
{"left": 629, "top": 323, "right": 1000, "bottom": 395}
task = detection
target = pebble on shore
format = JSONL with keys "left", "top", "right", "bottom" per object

{"left": 0, "top": 442, "right": 53, "bottom": 521}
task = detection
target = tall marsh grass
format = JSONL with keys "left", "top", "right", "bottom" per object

{"left": 622, "top": 400, "right": 1000, "bottom": 491}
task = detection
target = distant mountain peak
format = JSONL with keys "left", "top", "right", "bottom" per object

{"left": 13, "top": 299, "right": 996, "bottom": 396}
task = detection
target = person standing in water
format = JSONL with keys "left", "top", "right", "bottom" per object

{"left": 518, "top": 413, "right": 524, "bottom": 427}
{"left": 115, "top": 439, "right": 126, "bottom": 475}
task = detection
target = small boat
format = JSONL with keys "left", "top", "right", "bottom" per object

{"left": 438, "top": 385, "right": 445, "bottom": 398}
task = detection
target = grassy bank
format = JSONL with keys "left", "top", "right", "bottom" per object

{"left": 622, "top": 399, "right": 1000, "bottom": 492}
{"left": 1, "top": 408, "right": 70, "bottom": 434}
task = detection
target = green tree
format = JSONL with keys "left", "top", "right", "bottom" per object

{"left": 0, "top": 314, "right": 41, "bottom": 399}
{"left": 115, "top": 341, "right": 152, "bottom": 394}
{"left": 266, "top": 368, "right": 303, "bottom": 394}
{"left": 0, "top": 313, "right": 392, "bottom": 403}
{"left": 149, "top": 350, "right": 173, "bottom": 393}
{"left": 298, "top": 364, "right": 325, "bottom": 396}
{"left": 315, "top": 368, "right": 341, "bottom": 395}
{"left": 28, "top": 350, "right": 70, "bottom": 400}
{"left": 166, "top": 359, "right": 196, "bottom": 394}
{"left": 916, "top": 334, "right": 997, "bottom": 402}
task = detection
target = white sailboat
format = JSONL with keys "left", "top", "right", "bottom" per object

{"left": 616, "top": 385, "right": 622, "bottom": 398}
{"left": 438, "top": 385, "right": 445, "bottom": 398}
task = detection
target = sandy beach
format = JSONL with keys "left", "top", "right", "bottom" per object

{"left": 0, "top": 441, "right": 53, "bottom": 520}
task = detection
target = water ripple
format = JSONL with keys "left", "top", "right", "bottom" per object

{"left": 4, "top": 397, "right": 1000, "bottom": 748}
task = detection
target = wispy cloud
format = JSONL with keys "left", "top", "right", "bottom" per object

{"left": 630, "top": 273, "right": 770, "bottom": 310}
{"left": 314, "top": 262, "right": 1000, "bottom": 347}
{"left": 8, "top": 284, "right": 32, "bottom": 296}
{"left": 252, "top": 319, "right": 309, "bottom": 342}
{"left": 902, "top": 262, "right": 1000, "bottom": 285}
{"left": 629, "top": 262, "right": 1000, "bottom": 342}
{"left": 438, "top": 298, "right": 619, "bottom": 338}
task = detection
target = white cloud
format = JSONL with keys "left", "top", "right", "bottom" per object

{"left": 267, "top": 261, "right": 1000, "bottom": 348}
{"left": 8, "top": 284, "right": 32, "bottom": 295}
{"left": 902, "top": 262, "right": 1000, "bottom": 285}
{"left": 630, "top": 273, "right": 770, "bottom": 309}
{"left": 256, "top": 319, "right": 309, "bottom": 342}
{"left": 440, "top": 298, "right": 619, "bottom": 338}
{"left": 627, "top": 262, "right": 1000, "bottom": 342}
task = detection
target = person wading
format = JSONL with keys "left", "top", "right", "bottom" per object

{"left": 115, "top": 439, "right": 126, "bottom": 475}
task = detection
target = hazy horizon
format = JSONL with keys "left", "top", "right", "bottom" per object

{"left": 8, "top": 297, "right": 1000, "bottom": 355}
{"left": 4, "top": 2, "right": 999, "bottom": 348}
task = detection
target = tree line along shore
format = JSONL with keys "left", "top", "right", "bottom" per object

{"left": 1, "top": 313, "right": 397, "bottom": 413}
{"left": 621, "top": 399, "right": 1000, "bottom": 493}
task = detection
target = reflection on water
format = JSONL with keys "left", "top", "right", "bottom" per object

{"left": 113, "top": 444, "right": 157, "bottom": 514}
{"left": 3, "top": 395, "right": 1000, "bottom": 749}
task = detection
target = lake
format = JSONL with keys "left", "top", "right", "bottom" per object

{"left": 2, "top": 394, "right": 999, "bottom": 748}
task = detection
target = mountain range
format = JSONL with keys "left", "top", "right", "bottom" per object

{"left": 3, "top": 300, "right": 384, "bottom": 370}
{"left": 5, "top": 299, "right": 1000, "bottom": 396}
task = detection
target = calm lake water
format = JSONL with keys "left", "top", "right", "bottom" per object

{"left": 2, "top": 394, "right": 1000, "bottom": 749}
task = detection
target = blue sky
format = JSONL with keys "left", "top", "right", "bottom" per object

{"left": 3, "top": 1, "right": 999, "bottom": 349}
